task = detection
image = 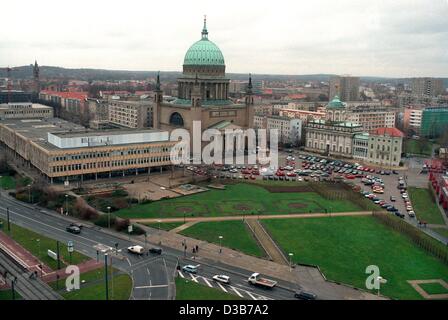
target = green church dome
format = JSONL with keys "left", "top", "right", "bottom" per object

{"left": 328, "top": 95, "right": 346, "bottom": 108}
{"left": 183, "top": 18, "right": 225, "bottom": 66}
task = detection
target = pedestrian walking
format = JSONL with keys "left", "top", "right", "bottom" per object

{"left": 196, "top": 245, "right": 199, "bottom": 252}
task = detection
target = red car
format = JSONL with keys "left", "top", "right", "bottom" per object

{"left": 287, "top": 172, "right": 297, "bottom": 177}
{"left": 276, "top": 170, "right": 285, "bottom": 176}
{"left": 345, "top": 174, "right": 356, "bottom": 179}
{"left": 252, "top": 170, "right": 260, "bottom": 176}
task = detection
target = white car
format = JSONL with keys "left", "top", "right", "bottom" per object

{"left": 408, "top": 211, "right": 416, "bottom": 218}
{"left": 212, "top": 274, "right": 231, "bottom": 284}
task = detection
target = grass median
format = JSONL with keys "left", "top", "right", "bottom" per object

{"left": 49, "top": 267, "right": 132, "bottom": 300}
{"left": 0, "top": 218, "right": 89, "bottom": 270}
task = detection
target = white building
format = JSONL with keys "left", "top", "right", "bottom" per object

{"left": 366, "top": 128, "right": 404, "bottom": 167}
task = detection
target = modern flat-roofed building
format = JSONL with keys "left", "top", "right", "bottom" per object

{"left": 329, "top": 76, "right": 360, "bottom": 102}
{"left": 420, "top": 107, "right": 448, "bottom": 138}
{"left": 411, "top": 78, "right": 445, "bottom": 97}
{"left": 345, "top": 104, "right": 396, "bottom": 133}
{"left": 108, "top": 100, "right": 153, "bottom": 129}
{"left": 0, "top": 102, "right": 53, "bottom": 120}
{"left": 0, "top": 117, "right": 175, "bottom": 183}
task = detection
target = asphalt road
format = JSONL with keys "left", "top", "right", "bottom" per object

{"left": 0, "top": 191, "right": 298, "bottom": 300}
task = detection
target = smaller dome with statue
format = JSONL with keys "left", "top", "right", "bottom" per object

{"left": 327, "top": 95, "right": 346, "bottom": 109}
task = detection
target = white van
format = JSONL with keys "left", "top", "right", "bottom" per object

{"left": 127, "top": 245, "right": 145, "bottom": 255}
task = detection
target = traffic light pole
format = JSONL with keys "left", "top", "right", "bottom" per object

{"left": 7, "top": 207, "right": 10, "bottom": 232}
{"left": 56, "top": 241, "right": 61, "bottom": 270}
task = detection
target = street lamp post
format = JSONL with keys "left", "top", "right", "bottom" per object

{"left": 288, "top": 253, "right": 294, "bottom": 272}
{"left": 107, "top": 206, "right": 111, "bottom": 229}
{"left": 104, "top": 253, "right": 109, "bottom": 301}
{"left": 219, "top": 235, "right": 223, "bottom": 253}
{"left": 28, "top": 184, "right": 31, "bottom": 203}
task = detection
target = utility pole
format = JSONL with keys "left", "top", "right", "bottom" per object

{"left": 104, "top": 253, "right": 109, "bottom": 301}
{"left": 11, "top": 277, "right": 17, "bottom": 300}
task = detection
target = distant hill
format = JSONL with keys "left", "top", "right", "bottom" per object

{"left": 0, "top": 65, "right": 446, "bottom": 85}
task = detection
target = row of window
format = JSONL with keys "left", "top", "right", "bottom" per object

{"left": 51, "top": 156, "right": 171, "bottom": 173}
{"left": 52, "top": 147, "right": 171, "bottom": 162}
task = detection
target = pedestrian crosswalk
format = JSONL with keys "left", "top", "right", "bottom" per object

{"left": 177, "top": 271, "right": 274, "bottom": 300}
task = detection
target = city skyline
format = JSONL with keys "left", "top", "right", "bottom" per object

{"left": 1, "top": 0, "right": 448, "bottom": 78}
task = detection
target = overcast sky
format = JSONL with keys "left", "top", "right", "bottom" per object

{"left": 1, "top": 0, "right": 447, "bottom": 77}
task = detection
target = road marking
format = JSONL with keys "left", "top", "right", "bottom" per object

{"left": 202, "top": 277, "right": 213, "bottom": 288}
{"left": 190, "top": 274, "right": 199, "bottom": 283}
{"left": 178, "top": 271, "right": 184, "bottom": 278}
{"left": 134, "top": 285, "right": 169, "bottom": 289}
{"left": 244, "top": 290, "right": 258, "bottom": 300}
{"left": 216, "top": 281, "right": 228, "bottom": 292}
{"left": 229, "top": 286, "right": 244, "bottom": 298}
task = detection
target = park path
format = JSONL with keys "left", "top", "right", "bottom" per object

{"left": 245, "top": 219, "right": 288, "bottom": 265}
{"left": 132, "top": 211, "right": 373, "bottom": 224}
{"left": 170, "top": 221, "right": 198, "bottom": 233}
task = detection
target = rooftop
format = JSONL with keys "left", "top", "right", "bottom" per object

{"left": 372, "top": 127, "right": 404, "bottom": 137}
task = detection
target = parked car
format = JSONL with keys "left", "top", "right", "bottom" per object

{"left": 390, "top": 196, "right": 396, "bottom": 202}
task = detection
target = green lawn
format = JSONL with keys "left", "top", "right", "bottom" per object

{"left": 408, "top": 187, "right": 445, "bottom": 225}
{"left": 0, "top": 289, "right": 22, "bottom": 300}
{"left": 404, "top": 139, "right": 434, "bottom": 156}
{"left": 419, "top": 282, "right": 448, "bottom": 295}
{"left": 0, "top": 218, "right": 89, "bottom": 270}
{"left": 180, "top": 220, "right": 265, "bottom": 257}
{"left": 262, "top": 216, "right": 448, "bottom": 300}
{"left": 175, "top": 277, "right": 242, "bottom": 300}
{"left": 143, "top": 222, "right": 184, "bottom": 231}
{"left": 115, "top": 183, "right": 365, "bottom": 219}
{"left": 49, "top": 268, "right": 132, "bottom": 300}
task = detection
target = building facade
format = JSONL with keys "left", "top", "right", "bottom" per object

{"left": 411, "top": 78, "right": 445, "bottom": 97}
{"left": 329, "top": 76, "right": 360, "bottom": 102}
{"left": 0, "top": 117, "right": 176, "bottom": 183}
{"left": 305, "top": 119, "right": 363, "bottom": 158}
{"left": 0, "top": 102, "right": 53, "bottom": 120}
{"left": 108, "top": 100, "right": 153, "bottom": 129}
{"left": 420, "top": 107, "right": 448, "bottom": 138}
{"left": 366, "top": 128, "right": 404, "bottom": 167}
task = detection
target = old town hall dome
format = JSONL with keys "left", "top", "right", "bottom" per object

{"left": 183, "top": 17, "right": 225, "bottom": 67}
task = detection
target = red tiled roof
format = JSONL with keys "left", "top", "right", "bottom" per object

{"left": 372, "top": 127, "right": 404, "bottom": 137}
{"left": 41, "top": 90, "right": 88, "bottom": 100}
